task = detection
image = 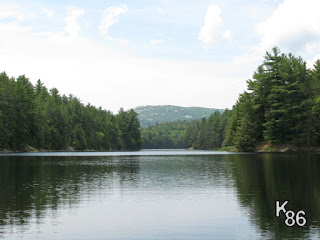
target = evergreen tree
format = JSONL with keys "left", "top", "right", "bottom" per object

{"left": 117, "top": 108, "right": 141, "bottom": 150}
{"left": 224, "top": 47, "right": 320, "bottom": 150}
{"left": 0, "top": 73, "right": 142, "bottom": 151}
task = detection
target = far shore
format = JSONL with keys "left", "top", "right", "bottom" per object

{"left": 2, "top": 143, "right": 320, "bottom": 154}
{"left": 223, "top": 143, "right": 320, "bottom": 153}
{"left": 0, "top": 146, "right": 140, "bottom": 153}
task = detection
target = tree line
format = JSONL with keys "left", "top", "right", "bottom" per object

{"left": 142, "top": 48, "right": 320, "bottom": 151}
{"left": 141, "top": 121, "right": 190, "bottom": 149}
{"left": 223, "top": 47, "right": 320, "bottom": 151}
{"left": 0, "top": 72, "right": 141, "bottom": 151}
{"left": 2, "top": 48, "right": 320, "bottom": 151}
{"left": 141, "top": 110, "right": 232, "bottom": 150}
{"left": 185, "top": 110, "right": 232, "bottom": 149}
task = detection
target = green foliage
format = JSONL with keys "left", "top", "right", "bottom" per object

{"left": 141, "top": 110, "right": 232, "bottom": 150}
{"left": 0, "top": 73, "right": 141, "bottom": 151}
{"left": 141, "top": 121, "right": 191, "bottom": 149}
{"left": 2, "top": 47, "right": 320, "bottom": 152}
{"left": 185, "top": 110, "right": 233, "bottom": 150}
{"left": 224, "top": 47, "right": 320, "bottom": 150}
{"left": 117, "top": 108, "right": 141, "bottom": 150}
{"left": 0, "top": 73, "right": 17, "bottom": 150}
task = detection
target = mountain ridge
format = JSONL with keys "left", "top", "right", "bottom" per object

{"left": 135, "top": 105, "right": 224, "bottom": 127}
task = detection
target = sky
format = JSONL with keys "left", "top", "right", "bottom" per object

{"left": 1, "top": 0, "right": 320, "bottom": 113}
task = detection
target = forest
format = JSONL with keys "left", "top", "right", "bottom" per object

{"left": 141, "top": 121, "right": 190, "bottom": 149}
{"left": 142, "top": 48, "right": 320, "bottom": 151}
{"left": 223, "top": 47, "right": 320, "bottom": 151}
{"left": 140, "top": 110, "right": 232, "bottom": 149}
{"left": 0, "top": 73, "right": 141, "bottom": 151}
{"left": 2, "top": 47, "right": 320, "bottom": 152}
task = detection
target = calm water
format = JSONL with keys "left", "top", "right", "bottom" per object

{"left": 0, "top": 150, "right": 319, "bottom": 239}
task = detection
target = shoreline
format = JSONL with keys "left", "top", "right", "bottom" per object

{"left": 0, "top": 146, "right": 139, "bottom": 153}
{"left": 2, "top": 143, "right": 320, "bottom": 153}
{"left": 223, "top": 143, "right": 320, "bottom": 153}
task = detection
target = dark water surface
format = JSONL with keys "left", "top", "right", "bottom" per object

{"left": 0, "top": 150, "right": 320, "bottom": 239}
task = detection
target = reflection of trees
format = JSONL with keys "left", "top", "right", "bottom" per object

{"left": 2, "top": 153, "right": 320, "bottom": 239}
{"left": 0, "top": 156, "right": 140, "bottom": 229}
{"left": 226, "top": 153, "right": 320, "bottom": 239}
{"left": 137, "top": 155, "right": 232, "bottom": 190}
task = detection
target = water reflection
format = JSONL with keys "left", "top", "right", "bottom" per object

{"left": 0, "top": 153, "right": 320, "bottom": 239}
{"left": 0, "top": 156, "right": 140, "bottom": 230}
{"left": 226, "top": 153, "right": 320, "bottom": 239}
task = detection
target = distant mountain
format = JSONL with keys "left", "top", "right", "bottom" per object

{"left": 135, "top": 105, "right": 224, "bottom": 127}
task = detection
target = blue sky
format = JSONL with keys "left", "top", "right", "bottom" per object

{"left": 1, "top": 0, "right": 319, "bottom": 112}
{"left": 12, "top": 0, "right": 277, "bottom": 61}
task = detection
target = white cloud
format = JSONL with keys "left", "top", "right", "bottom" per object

{"left": 198, "top": 5, "right": 232, "bottom": 45}
{"left": 0, "top": 17, "right": 246, "bottom": 112}
{"left": 0, "top": 4, "right": 24, "bottom": 21}
{"left": 116, "top": 38, "right": 130, "bottom": 46}
{"left": 150, "top": 39, "right": 163, "bottom": 45}
{"left": 263, "top": 0, "right": 280, "bottom": 3}
{"left": 222, "top": 30, "right": 232, "bottom": 42}
{"left": 99, "top": 5, "right": 128, "bottom": 39}
{"left": 44, "top": 8, "right": 53, "bottom": 18}
{"left": 235, "top": 0, "right": 320, "bottom": 65}
{"left": 306, "top": 53, "right": 320, "bottom": 69}
{"left": 64, "top": 8, "right": 84, "bottom": 38}
{"left": 39, "top": 7, "right": 84, "bottom": 45}
{"left": 156, "top": 8, "right": 167, "bottom": 15}
{"left": 256, "top": 0, "right": 320, "bottom": 52}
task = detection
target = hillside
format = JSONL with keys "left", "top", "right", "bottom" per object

{"left": 135, "top": 105, "right": 223, "bottom": 127}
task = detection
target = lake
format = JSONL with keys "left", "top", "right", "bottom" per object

{"left": 0, "top": 150, "right": 319, "bottom": 239}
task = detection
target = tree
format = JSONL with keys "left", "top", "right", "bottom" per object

{"left": 117, "top": 108, "right": 141, "bottom": 150}
{"left": 0, "top": 73, "right": 142, "bottom": 151}
{"left": 224, "top": 47, "right": 320, "bottom": 150}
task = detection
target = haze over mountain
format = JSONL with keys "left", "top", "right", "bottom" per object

{"left": 135, "top": 105, "right": 224, "bottom": 127}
